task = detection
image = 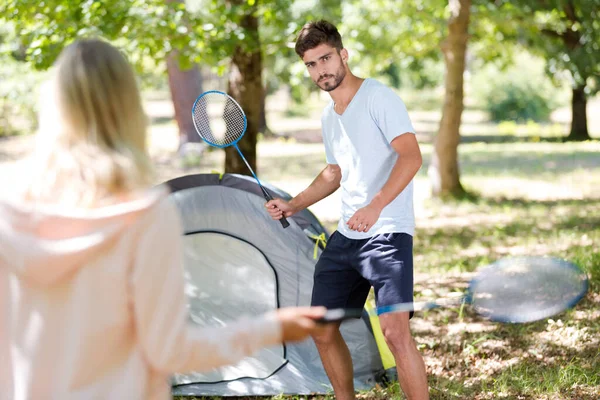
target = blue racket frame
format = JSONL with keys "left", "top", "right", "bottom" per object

{"left": 318, "top": 256, "right": 589, "bottom": 325}
{"left": 191, "top": 90, "right": 248, "bottom": 149}
{"left": 191, "top": 90, "right": 290, "bottom": 229}
{"left": 465, "top": 256, "right": 589, "bottom": 323}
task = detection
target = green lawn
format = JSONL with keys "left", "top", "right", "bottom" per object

{"left": 3, "top": 103, "right": 597, "bottom": 399}
{"left": 1, "top": 74, "right": 599, "bottom": 400}
{"left": 167, "top": 138, "right": 599, "bottom": 400}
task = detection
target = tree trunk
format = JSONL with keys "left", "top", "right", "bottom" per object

{"left": 259, "top": 83, "right": 274, "bottom": 137}
{"left": 225, "top": 9, "right": 264, "bottom": 175}
{"left": 428, "top": 0, "right": 470, "bottom": 198}
{"left": 166, "top": 52, "right": 203, "bottom": 147}
{"left": 566, "top": 84, "right": 590, "bottom": 141}
{"left": 164, "top": 0, "right": 203, "bottom": 148}
{"left": 259, "top": 87, "right": 267, "bottom": 134}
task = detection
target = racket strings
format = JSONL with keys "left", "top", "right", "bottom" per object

{"left": 192, "top": 94, "right": 245, "bottom": 146}
{"left": 470, "top": 257, "right": 588, "bottom": 322}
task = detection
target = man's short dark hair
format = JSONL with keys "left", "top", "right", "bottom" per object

{"left": 295, "top": 20, "right": 343, "bottom": 58}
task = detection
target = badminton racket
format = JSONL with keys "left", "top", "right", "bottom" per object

{"left": 317, "top": 256, "right": 589, "bottom": 324}
{"left": 191, "top": 90, "right": 289, "bottom": 229}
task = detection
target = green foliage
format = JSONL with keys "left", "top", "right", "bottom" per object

{"left": 263, "top": 0, "right": 343, "bottom": 103}
{"left": 277, "top": 0, "right": 452, "bottom": 104}
{"left": 340, "top": 0, "right": 446, "bottom": 78}
{"left": 0, "top": 53, "right": 48, "bottom": 136}
{"left": 1, "top": 0, "right": 148, "bottom": 70}
{"left": 470, "top": 51, "right": 564, "bottom": 122}
{"left": 0, "top": 0, "right": 283, "bottom": 73}
{"left": 337, "top": 0, "right": 521, "bottom": 87}
{"left": 487, "top": 83, "right": 553, "bottom": 123}
{"left": 497, "top": 0, "right": 600, "bottom": 93}
{"left": 469, "top": 2, "right": 521, "bottom": 66}
{"left": 381, "top": 59, "right": 445, "bottom": 91}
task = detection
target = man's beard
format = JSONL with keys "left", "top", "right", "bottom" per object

{"left": 315, "top": 64, "right": 346, "bottom": 92}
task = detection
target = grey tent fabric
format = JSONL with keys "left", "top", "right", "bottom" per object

{"left": 165, "top": 174, "right": 385, "bottom": 396}
{"left": 181, "top": 232, "right": 285, "bottom": 382}
{"left": 219, "top": 173, "right": 327, "bottom": 237}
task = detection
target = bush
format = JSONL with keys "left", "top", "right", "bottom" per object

{"left": 0, "top": 56, "right": 48, "bottom": 137}
{"left": 486, "top": 82, "right": 553, "bottom": 122}
{"left": 470, "top": 51, "right": 567, "bottom": 123}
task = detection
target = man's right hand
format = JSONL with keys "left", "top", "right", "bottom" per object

{"left": 265, "top": 198, "right": 296, "bottom": 220}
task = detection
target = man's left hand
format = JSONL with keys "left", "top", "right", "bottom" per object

{"left": 346, "top": 204, "right": 382, "bottom": 232}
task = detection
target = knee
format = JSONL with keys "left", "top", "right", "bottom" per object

{"left": 381, "top": 325, "right": 414, "bottom": 354}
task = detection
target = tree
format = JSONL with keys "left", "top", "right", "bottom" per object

{"left": 166, "top": 0, "right": 203, "bottom": 148}
{"left": 505, "top": 0, "right": 600, "bottom": 141}
{"left": 0, "top": 0, "right": 209, "bottom": 147}
{"left": 166, "top": 53, "right": 204, "bottom": 147}
{"left": 221, "top": 0, "right": 341, "bottom": 173}
{"left": 224, "top": 0, "right": 264, "bottom": 175}
{"left": 340, "top": 0, "right": 528, "bottom": 198}
{"left": 341, "top": 0, "right": 467, "bottom": 197}
{"left": 0, "top": 0, "right": 285, "bottom": 173}
{"left": 534, "top": 1, "right": 599, "bottom": 141}
{"left": 429, "top": 0, "right": 470, "bottom": 198}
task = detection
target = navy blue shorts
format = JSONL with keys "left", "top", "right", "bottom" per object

{"left": 311, "top": 231, "right": 414, "bottom": 318}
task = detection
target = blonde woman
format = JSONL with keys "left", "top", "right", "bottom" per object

{"left": 0, "top": 39, "right": 325, "bottom": 400}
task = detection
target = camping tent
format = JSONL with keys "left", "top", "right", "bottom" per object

{"left": 165, "top": 173, "right": 388, "bottom": 396}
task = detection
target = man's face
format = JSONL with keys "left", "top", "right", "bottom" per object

{"left": 302, "top": 44, "right": 347, "bottom": 92}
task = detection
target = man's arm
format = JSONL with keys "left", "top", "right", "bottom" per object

{"left": 346, "top": 133, "right": 422, "bottom": 232}
{"left": 266, "top": 164, "right": 341, "bottom": 219}
{"left": 290, "top": 163, "right": 341, "bottom": 212}
{"left": 370, "top": 133, "right": 422, "bottom": 210}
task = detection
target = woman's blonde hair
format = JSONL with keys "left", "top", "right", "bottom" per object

{"left": 26, "top": 38, "right": 153, "bottom": 207}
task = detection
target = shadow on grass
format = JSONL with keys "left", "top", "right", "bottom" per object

{"left": 274, "top": 128, "right": 598, "bottom": 146}
{"left": 414, "top": 194, "right": 600, "bottom": 298}
{"left": 422, "top": 293, "right": 600, "bottom": 399}
{"left": 260, "top": 152, "right": 328, "bottom": 182}
{"left": 459, "top": 135, "right": 572, "bottom": 144}
{"left": 177, "top": 253, "right": 599, "bottom": 400}
{"left": 258, "top": 139, "right": 600, "bottom": 181}
{"left": 458, "top": 150, "right": 600, "bottom": 177}
{"left": 475, "top": 196, "right": 600, "bottom": 208}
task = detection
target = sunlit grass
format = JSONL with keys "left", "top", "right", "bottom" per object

{"left": 169, "top": 138, "right": 599, "bottom": 400}
{"left": 489, "top": 359, "right": 600, "bottom": 398}
{"left": 5, "top": 110, "right": 597, "bottom": 400}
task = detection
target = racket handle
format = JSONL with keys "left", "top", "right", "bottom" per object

{"left": 315, "top": 308, "right": 363, "bottom": 324}
{"left": 261, "top": 186, "right": 290, "bottom": 229}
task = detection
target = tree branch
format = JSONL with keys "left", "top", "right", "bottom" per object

{"left": 541, "top": 28, "right": 563, "bottom": 39}
{"left": 563, "top": 0, "right": 579, "bottom": 24}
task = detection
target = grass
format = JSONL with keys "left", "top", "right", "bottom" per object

{"left": 164, "top": 137, "right": 600, "bottom": 400}
{"left": 490, "top": 360, "right": 600, "bottom": 398}
{"left": 2, "top": 98, "right": 598, "bottom": 400}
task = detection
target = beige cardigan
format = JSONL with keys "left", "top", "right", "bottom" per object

{"left": 0, "top": 186, "right": 281, "bottom": 400}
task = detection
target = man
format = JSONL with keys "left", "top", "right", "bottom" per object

{"left": 265, "top": 20, "right": 429, "bottom": 400}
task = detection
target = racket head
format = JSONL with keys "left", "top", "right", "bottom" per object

{"left": 468, "top": 256, "right": 588, "bottom": 323}
{"left": 191, "top": 90, "right": 247, "bottom": 148}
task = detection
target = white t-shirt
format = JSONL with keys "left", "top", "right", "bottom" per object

{"left": 321, "top": 78, "right": 416, "bottom": 240}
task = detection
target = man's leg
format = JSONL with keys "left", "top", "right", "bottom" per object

{"left": 310, "top": 231, "right": 372, "bottom": 400}
{"left": 355, "top": 232, "right": 428, "bottom": 399}
{"left": 379, "top": 311, "right": 429, "bottom": 400}
{"left": 312, "top": 322, "right": 356, "bottom": 400}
